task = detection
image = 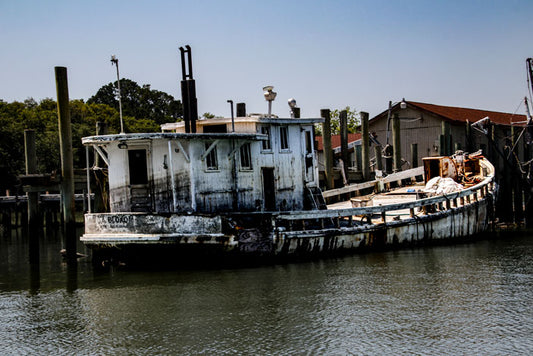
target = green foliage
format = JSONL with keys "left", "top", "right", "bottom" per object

{"left": 315, "top": 106, "right": 360, "bottom": 136}
{"left": 0, "top": 78, "right": 188, "bottom": 192}
{"left": 88, "top": 79, "right": 183, "bottom": 125}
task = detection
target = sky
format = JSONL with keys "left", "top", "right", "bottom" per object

{"left": 1, "top": 0, "right": 532, "bottom": 119}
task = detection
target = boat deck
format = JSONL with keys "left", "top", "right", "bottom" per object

{"left": 327, "top": 184, "right": 436, "bottom": 224}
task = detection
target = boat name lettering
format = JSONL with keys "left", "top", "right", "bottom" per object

{"left": 107, "top": 215, "right": 133, "bottom": 224}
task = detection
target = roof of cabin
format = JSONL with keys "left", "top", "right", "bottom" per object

{"left": 161, "top": 116, "right": 324, "bottom": 131}
{"left": 371, "top": 101, "right": 528, "bottom": 126}
{"left": 82, "top": 132, "right": 268, "bottom": 145}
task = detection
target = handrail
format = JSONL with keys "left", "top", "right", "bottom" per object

{"left": 321, "top": 166, "right": 424, "bottom": 198}
{"left": 275, "top": 158, "right": 495, "bottom": 222}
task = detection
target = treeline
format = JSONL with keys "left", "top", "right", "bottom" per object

{"left": 0, "top": 79, "right": 183, "bottom": 193}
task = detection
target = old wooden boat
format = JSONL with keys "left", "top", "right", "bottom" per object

{"left": 80, "top": 113, "right": 495, "bottom": 265}
{"left": 80, "top": 46, "right": 495, "bottom": 265}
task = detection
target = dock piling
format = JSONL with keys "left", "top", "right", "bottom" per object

{"left": 361, "top": 111, "right": 370, "bottom": 181}
{"left": 321, "top": 109, "right": 334, "bottom": 190}
{"left": 24, "top": 129, "right": 40, "bottom": 264}
{"left": 392, "top": 114, "right": 401, "bottom": 172}
{"left": 55, "top": 66, "right": 77, "bottom": 263}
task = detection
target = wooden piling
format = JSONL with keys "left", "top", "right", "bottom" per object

{"left": 465, "top": 120, "right": 473, "bottom": 153}
{"left": 374, "top": 145, "right": 383, "bottom": 171}
{"left": 441, "top": 121, "right": 451, "bottom": 155}
{"left": 320, "top": 109, "right": 334, "bottom": 190}
{"left": 511, "top": 126, "right": 524, "bottom": 223}
{"left": 384, "top": 144, "right": 393, "bottom": 174}
{"left": 524, "top": 125, "right": 533, "bottom": 228}
{"left": 392, "top": 114, "right": 401, "bottom": 172}
{"left": 24, "top": 129, "right": 40, "bottom": 264}
{"left": 411, "top": 143, "right": 418, "bottom": 168}
{"left": 361, "top": 111, "right": 370, "bottom": 181}
{"left": 55, "top": 66, "right": 77, "bottom": 263}
{"left": 340, "top": 110, "right": 349, "bottom": 177}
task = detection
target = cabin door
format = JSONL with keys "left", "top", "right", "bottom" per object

{"left": 302, "top": 128, "right": 315, "bottom": 183}
{"left": 128, "top": 147, "right": 153, "bottom": 212}
{"left": 262, "top": 167, "right": 276, "bottom": 211}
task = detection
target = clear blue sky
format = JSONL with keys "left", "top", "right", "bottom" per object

{"left": 1, "top": 0, "right": 532, "bottom": 119}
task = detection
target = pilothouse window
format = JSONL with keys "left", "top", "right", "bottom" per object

{"left": 280, "top": 126, "right": 289, "bottom": 150}
{"left": 261, "top": 126, "right": 271, "bottom": 150}
{"left": 240, "top": 143, "right": 252, "bottom": 170}
{"left": 205, "top": 142, "right": 219, "bottom": 170}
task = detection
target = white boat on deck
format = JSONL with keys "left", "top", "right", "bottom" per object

{"left": 81, "top": 113, "right": 495, "bottom": 264}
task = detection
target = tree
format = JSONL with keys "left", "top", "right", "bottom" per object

{"left": 88, "top": 79, "right": 183, "bottom": 125}
{"left": 315, "top": 106, "right": 360, "bottom": 136}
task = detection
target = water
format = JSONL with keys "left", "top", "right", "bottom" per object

{"left": 1, "top": 227, "right": 532, "bottom": 355}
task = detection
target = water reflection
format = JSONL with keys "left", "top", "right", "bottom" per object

{"left": 0, "top": 228, "right": 531, "bottom": 355}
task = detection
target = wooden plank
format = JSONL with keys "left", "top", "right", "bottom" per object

{"left": 321, "top": 166, "right": 424, "bottom": 198}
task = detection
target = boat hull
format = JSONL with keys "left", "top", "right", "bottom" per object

{"left": 81, "top": 194, "right": 493, "bottom": 265}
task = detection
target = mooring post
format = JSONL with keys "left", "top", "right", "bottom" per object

{"left": 411, "top": 143, "right": 418, "bottom": 168}
{"left": 374, "top": 145, "right": 383, "bottom": 171}
{"left": 441, "top": 121, "right": 451, "bottom": 155}
{"left": 321, "top": 109, "right": 334, "bottom": 190}
{"left": 24, "top": 129, "right": 40, "bottom": 263}
{"left": 465, "top": 120, "right": 473, "bottom": 153}
{"left": 340, "top": 110, "right": 349, "bottom": 178}
{"left": 392, "top": 114, "right": 401, "bottom": 172}
{"left": 511, "top": 125, "right": 524, "bottom": 223}
{"left": 55, "top": 66, "right": 77, "bottom": 263}
{"left": 361, "top": 111, "right": 370, "bottom": 181}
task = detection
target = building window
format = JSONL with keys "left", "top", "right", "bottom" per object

{"left": 261, "top": 126, "right": 272, "bottom": 151}
{"left": 240, "top": 143, "right": 252, "bottom": 170}
{"left": 205, "top": 142, "right": 218, "bottom": 170}
{"left": 280, "top": 126, "right": 289, "bottom": 150}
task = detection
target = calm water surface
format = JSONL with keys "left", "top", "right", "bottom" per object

{"left": 0, "top": 228, "right": 531, "bottom": 355}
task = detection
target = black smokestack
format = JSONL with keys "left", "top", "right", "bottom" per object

{"left": 179, "top": 45, "right": 197, "bottom": 133}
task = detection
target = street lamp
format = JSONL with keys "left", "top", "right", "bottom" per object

{"left": 111, "top": 55, "right": 124, "bottom": 134}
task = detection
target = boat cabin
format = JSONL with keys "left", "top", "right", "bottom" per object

{"left": 83, "top": 115, "right": 323, "bottom": 214}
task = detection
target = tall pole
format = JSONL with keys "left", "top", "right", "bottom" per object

{"left": 321, "top": 109, "right": 334, "bottom": 190}
{"left": 55, "top": 66, "right": 77, "bottom": 263}
{"left": 25, "top": 129, "right": 40, "bottom": 264}
{"left": 339, "top": 110, "right": 349, "bottom": 178}
{"left": 111, "top": 56, "right": 124, "bottom": 134}
{"left": 361, "top": 111, "right": 370, "bottom": 181}
{"left": 392, "top": 113, "right": 402, "bottom": 172}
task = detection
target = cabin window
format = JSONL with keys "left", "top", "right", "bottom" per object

{"left": 128, "top": 149, "right": 148, "bottom": 185}
{"left": 205, "top": 142, "right": 219, "bottom": 170}
{"left": 261, "top": 126, "right": 272, "bottom": 151}
{"left": 240, "top": 143, "right": 252, "bottom": 170}
{"left": 280, "top": 126, "right": 289, "bottom": 151}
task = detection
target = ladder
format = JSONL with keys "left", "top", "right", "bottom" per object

{"left": 305, "top": 186, "right": 327, "bottom": 210}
